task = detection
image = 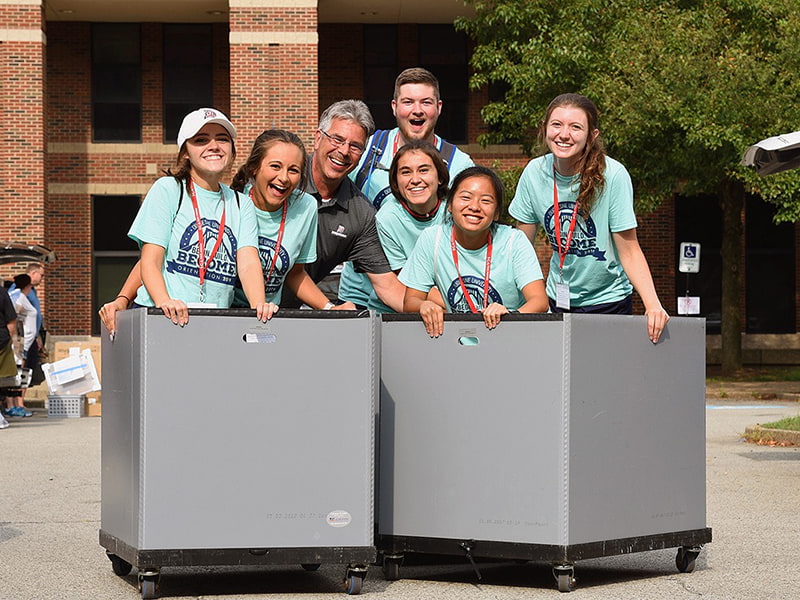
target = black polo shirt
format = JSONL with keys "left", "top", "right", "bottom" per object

{"left": 302, "top": 156, "right": 392, "bottom": 283}
{"left": 0, "top": 287, "right": 16, "bottom": 348}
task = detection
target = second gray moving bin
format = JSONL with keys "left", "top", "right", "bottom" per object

{"left": 378, "top": 313, "right": 711, "bottom": 592}
{"left": 100, "top": 308, "right": 377, "bottom": 599}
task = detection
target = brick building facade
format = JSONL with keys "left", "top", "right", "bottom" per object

{"left": 0, "top": 0, "right": 796, "bottom": 352}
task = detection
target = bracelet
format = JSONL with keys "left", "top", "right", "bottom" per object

{"left": 323, "top": 302, "right": 335, "bottom": 310}
{"left": 115, "top": 295, "right": 132, "bottom": 304}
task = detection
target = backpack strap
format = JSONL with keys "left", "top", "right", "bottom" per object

{"left": 355, "top": 129, "right": 391, "bottom": 191}
{"left": 438, "top": 139, "right": 458, "bottom": 171}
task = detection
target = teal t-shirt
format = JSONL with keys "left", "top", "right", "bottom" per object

{"left": 351, "top": 127, "right": 475, "bottom": 210}
{"left": 508, "top": 154, "right": 637, "bottom": 307}
{"left": 336, "top": 194, "right": 451, "bottom": 312}
{"left": 128, "top": 177, "right": 259, "bottom": 308}
{"left": 376, "top": 196, "right": 449, "bottom": 270}
{"left": 341, "top": 129, "right": 474, "bottom": 310}
{"left": 233, "top": 186, "right": 318, "bottom": 305}
{"left": 399, "top": 223, "right": 544, "bottom": 312}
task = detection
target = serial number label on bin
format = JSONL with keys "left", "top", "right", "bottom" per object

{"left": 326, "top": 510, "right": 352, "bottom": 528}
{"left": 479, "top": 517, "right": 549, "bottom": 528}
{"left": 244, "top": 332, "right": 277, "bottom": 344}
{"left": 262, "top": 513, "right": 326, "bottom": 520}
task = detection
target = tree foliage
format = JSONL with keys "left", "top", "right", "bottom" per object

{"left": 456, "top": 0, "right": 800, "bottom": 217}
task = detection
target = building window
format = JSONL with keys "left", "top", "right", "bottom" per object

{"left": 418, "top": 24, "right": 468, "bottom": 144}
{"left": 163, "top": 24, "right": 214, "bottom": 144}
{"left": 92, "top": 196, "right": 141, "bottom": 335}
{"left": 745, "top": 198, "right": 795, "bottom": 333}
{"left": 364, "top": 25, "right": 398, "bottom": 132}
{"left": 92, "top": 24, "right": 141, "bottom": 142}
{"left": 675, "top": 194, "right": 796, "bottom": 335}
{"left": 675, "top": 195, "right": 722, "bottom": 333}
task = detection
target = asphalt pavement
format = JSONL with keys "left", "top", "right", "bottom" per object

{"left": 1, "top": 395, "right": 798, "bottom": 600}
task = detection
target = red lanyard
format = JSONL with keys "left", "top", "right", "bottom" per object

{"left": 250, "top": 190, "right": 288, "bottom": 284}
{"left": 552, "top": 169, "right": 580, "bottom": 270}
{"left": 189, "top": 179, "right": 226, "bottom": 288}
{"left": 450, "top": 226, "right": 492, "bottom": 313}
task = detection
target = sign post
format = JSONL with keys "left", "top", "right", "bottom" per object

{"left": 677, "top": 243, "right": 701, "bottom": 315}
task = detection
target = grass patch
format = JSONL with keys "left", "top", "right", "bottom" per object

{"left": 707, "top": 366, "right": 800, "bottom": 383}
{"left": 760, "top": 415, "right": 800, "bottom": 431}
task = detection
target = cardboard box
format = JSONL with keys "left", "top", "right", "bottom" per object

{"left": 85, "top": 398, "right": 102, "bottom": 417}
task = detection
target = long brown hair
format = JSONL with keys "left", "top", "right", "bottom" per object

{"left": 230, "top": 129, "right": 308, "bottom": 195}
{"left": 538, "top": 93, "right": 606, "bottom": 217}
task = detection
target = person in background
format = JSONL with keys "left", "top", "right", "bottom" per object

{"left": 401, "top": 166, "right": 548, "bottom": 337}
{"left": 8, "top": 263, "right": 45, "bottom": 386}
{"left": 509, "top": 93, "right": 669, "bottom": 343}
{"left": 0, "top": 286, "right": 17, "bottom": 428}
{"left": 3, "top": 274, "right": 36, "bottom": 418}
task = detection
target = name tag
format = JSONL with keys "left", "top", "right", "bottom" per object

{"left": 555, "top": 282, "right": 571, "bottom": 310}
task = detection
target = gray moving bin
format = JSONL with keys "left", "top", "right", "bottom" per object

{"left": 100, "top": 308, "right": 377, "bottom": 598}
{"left": 378, "top": 313, "right": 711, "bottom": 592}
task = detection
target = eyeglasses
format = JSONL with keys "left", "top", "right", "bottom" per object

{"left": 319, "top": 130, "right": 366, "bottom": 156}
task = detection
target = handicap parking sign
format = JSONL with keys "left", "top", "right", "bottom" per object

{"left": 678, "top": 242, "right": 701, "bottom": 273}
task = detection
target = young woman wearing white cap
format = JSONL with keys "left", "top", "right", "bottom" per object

{"left": 125, "top": 108, "right": 273, "bottom": 325}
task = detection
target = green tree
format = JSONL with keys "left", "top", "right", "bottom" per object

{"left": 458, "top": 0, "right": 800, "bottom": 372}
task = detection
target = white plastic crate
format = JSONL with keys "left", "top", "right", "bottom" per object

{"left": 48, "top": 394, "right": 85, "bottom": 418}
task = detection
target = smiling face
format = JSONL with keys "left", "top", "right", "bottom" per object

{"left": 395, "top": 150, "right": 441, "bottom": 214}
{"left": 251, "top": 142, "right": 304, "bottom": 212}
{"left": 392, "top": 83, "right": 442, "bottom": 143}
{"left": 545, "top": 105, "right": 599, "bottom": 176}
{"left": 184, "top": 123, "right": 234, "bottom": 190}
{"left": 312, "top": 117, "right": 367, "bottom": 189}
{"left": 448, "top": 175, "right": 500, "bottom": 247}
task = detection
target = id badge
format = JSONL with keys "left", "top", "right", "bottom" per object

{"left": 555, "top": 282, "right": 571, "bottom": 310}
{"left": 187, "top": 302, "right": 218, "bottom": 309}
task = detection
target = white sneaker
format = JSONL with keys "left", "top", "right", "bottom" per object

{"left": 0, "top": 416, "right": 9, "bottom": 429}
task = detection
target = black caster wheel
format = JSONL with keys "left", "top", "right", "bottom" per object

{"left": 344, "top": 568, "right": 366, "bottom": 595}
{"left": 553, "top": 565, "right": 575, "bottom": 593}
{"left": 138, "top": 572, "right": 160, "bottom": 600}
{"left": 301, "top": 563, "right": 321, "bottom": 571}
{"left": 676, "top": 546, "right": 701, "bottom": 573}
{"left": 106, "top": 552, "right": 132, "bottom": 576}
{"left": 382, "top": 555, "right": 402, "bottom": 581}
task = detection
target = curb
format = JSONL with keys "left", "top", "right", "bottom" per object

{"left": 743, "top": 425, "right": 800, "bottom": 446}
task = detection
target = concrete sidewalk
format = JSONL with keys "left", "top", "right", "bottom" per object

{"left": 1, "top": 401, "right": 799, "bottom": 600}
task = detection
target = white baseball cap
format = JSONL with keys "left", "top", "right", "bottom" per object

{"left": 177, "top": 108, "right": 237, "bottom": 149}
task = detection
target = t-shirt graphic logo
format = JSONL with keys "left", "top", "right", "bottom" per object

{"left": 257, "top": 236, "right": 291, "bottom": 295}
{"left": 446, "top": 275, "right": 502, "bottom": 313}
{"left": 166, "top": 218, "right": 238, "bottom": 284}
{"left": 331, "top": 224, "right": 348, "bottom": 238}
{"left": 543, "top": 201, "right": 606, "bottom": 261}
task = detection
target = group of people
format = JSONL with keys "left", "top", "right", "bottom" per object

{"left": 1, "top": 263, "right": 46, "bottom": 428}
{"left": 99, "top": 68, "right": 669, "bottom": 345}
